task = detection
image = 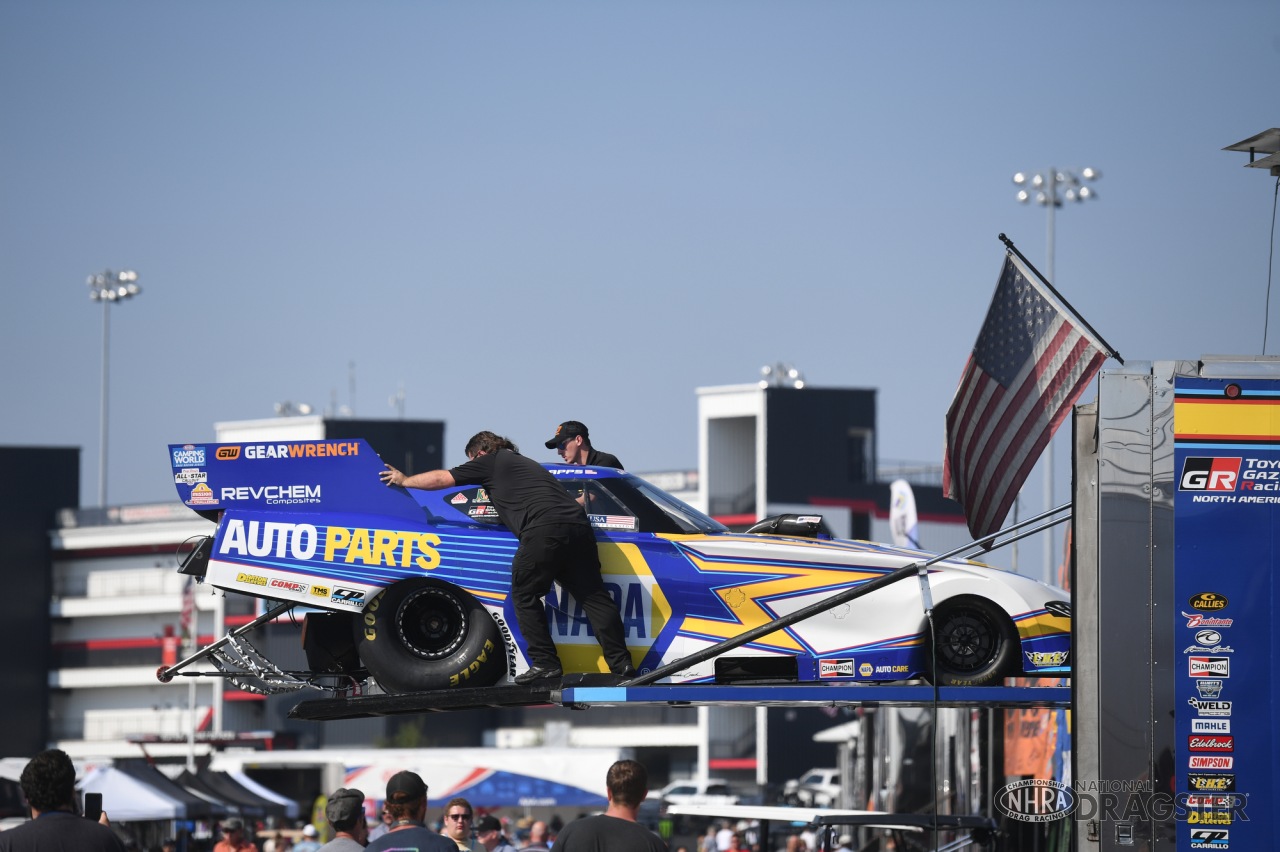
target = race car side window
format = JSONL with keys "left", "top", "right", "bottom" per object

{"left": 443, "top": 486, "right": 505, "bottom": 525}
{"left": 562, "top": 481, "right": 640, "bottom": 532}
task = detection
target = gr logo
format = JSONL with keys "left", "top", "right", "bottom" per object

{"left": 1179, "top": 457, "right": 1241, "bottom": 491}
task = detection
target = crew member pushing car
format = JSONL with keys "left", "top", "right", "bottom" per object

{"left": 380, "top": 430, "right": 636, "bottom": 684}
{"left": 545, "top": 420, "right": 623, "bottom": 468}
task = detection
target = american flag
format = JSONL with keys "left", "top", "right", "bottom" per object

{"left": 943, "top": 252, "right": 1108, "bottom": 540}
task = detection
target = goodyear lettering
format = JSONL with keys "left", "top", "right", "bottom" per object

{"left": 449, "top": 639, "right": 497, "bottom": 686}
{"left": 363, "top": 591, "right": 384, "bottom": 640}
{"left": 324, "top": 527, "right": 441, "bottom": 571}
{"left": 241, "top": 441, "right": 360, "bottom": 459}
{"left": 236, "top": 572, "right": 267, "bottom": 587}
{"left": 220, "top": 484, "right": 321, "bottom": 505}
{"left": 219, "top": 520, "right": 319, "bottom": 560}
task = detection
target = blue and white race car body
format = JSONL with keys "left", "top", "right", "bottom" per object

{"left": 168, "top": 439, "right": 1069, "bottom": 692}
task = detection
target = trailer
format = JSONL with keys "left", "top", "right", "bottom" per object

{"left": 1072, "top": 356, "right": 1279, "bottom": 851}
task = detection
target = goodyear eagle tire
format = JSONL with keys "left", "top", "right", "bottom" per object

{"left": 355, "top": 578, "right": 505, "bottom": 693}
{"left": 928, "top": 596, "right": 1020, "bottom": 686}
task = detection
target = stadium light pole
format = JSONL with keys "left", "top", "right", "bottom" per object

{"left": 87, "top": 270, "right": 142, "bottom": 507}
{"left": 1012, "top": 167, "right": 1100, "bottom": 581}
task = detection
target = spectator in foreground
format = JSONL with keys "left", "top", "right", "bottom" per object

{"left": 365, "top": 771, "right": 454, "bottom": 852}
{"left": 552, "top": 760, "right": 666, "bottom": 852}
{"left": 0, "top": 749, "right": 125, "bottom": 852}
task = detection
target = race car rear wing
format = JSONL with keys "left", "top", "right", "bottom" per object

{"left": 167, "top": 439, "right": 426, "bottom": 523}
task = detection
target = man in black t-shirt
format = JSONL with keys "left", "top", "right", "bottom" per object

{"left": 0, "top": 749, "right": 125, "bottom": 852}
{"left": 545, "top": 421, "right": 623, "bottom": 469}
{"left": 381, "top": 431, "right": 634, "bottom": 684}
{"left": 552, "top": 760, "right": 666, "bottom": 852}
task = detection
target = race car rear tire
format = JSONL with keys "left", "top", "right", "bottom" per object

{"left": 355, "top": 578, "right": 506, "bottom": 693}
{"left": 928, "top": 596, "right": 1019, "bottom": 686}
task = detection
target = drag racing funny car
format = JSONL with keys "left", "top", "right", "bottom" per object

{"left": 161, "top": 439, "right": 1070, "bottom": 695}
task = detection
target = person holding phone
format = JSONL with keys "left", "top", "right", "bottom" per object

{"left": 0, "top": 749, "right": 125, "bottom": 851}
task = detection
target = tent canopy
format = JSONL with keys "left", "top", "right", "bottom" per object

{"left": 79, "top": 766, "right": 188, "bottom": 822}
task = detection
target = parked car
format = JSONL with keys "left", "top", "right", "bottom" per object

{"left": 782, "top": 768, "right": 841, "bottom": 807}
{"left": 658, "top": 778, "right": 740, "bottom": 807}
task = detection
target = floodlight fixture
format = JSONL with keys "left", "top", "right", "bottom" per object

{"left": 85, "top": 269, "right": 142, "bottom": 507}
{"left": 759, "top": 362, "right": 806, "bottom": 389}
{"left": 1010, "top": 166, "right": 1101, "bottom": 582}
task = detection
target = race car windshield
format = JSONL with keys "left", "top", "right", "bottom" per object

{"left": 620, "top": 476, "right": 728, "bottom": 534}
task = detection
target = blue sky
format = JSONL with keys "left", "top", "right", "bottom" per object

{"left": 2, "top": 2, "right": 1277, "bottom": 574}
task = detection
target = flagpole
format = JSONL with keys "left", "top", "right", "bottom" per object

{"left": 998, "top": 233, "right": 1124, "bottom": 365}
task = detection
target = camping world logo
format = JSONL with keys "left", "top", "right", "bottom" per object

{"left": 1179, "top": 457, "right": 1241, "bottom": 491}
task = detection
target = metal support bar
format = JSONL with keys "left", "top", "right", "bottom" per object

{"left": 157, "top": 600, "right": 295, "bottom": 682}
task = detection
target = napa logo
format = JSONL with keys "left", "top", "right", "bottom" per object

{"left": 545, "top": 572, "right": 664, "bottom": 648}
{"left": 995, "top": 779, "right": 1076, "bottom": 823}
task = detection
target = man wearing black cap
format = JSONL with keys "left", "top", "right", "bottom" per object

{"left": 381, "top": 431, "right": 635, "bottom": 684}
{"left": 545, "top": 421, "right": 623, "bottom": 469}
{"left": 365, "top": 771, "right": 454, "bottom": 852}
{"left": 318, "top": 788, "right": 368, "bottom": 851}
{"left": 474, "top": 816, "right": 517, "bottom": 852}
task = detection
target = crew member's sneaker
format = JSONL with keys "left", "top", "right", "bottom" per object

{"left": 514, "top": 665, "right": 563, "bottom": 685}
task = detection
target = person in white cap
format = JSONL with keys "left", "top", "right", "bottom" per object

{"left": 294, "top": 824, "right": 321, "bottom": 852}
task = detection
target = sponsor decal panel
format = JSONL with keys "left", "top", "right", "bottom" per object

{"left": 175, "top": 468, "right": 207, "bottom": 485}
{"left": 994, "top": 780, "right": 1076, "bottom": 823}
{"left": 1189, "top": 756, "right": 1234, "bottom": 770}
{"left": 818, "top": 659, "right": 854, "bottom": 678}
{"left": 1188, "top": 699, "right": 1232, "bottom": 717}
{"left": 268, "top": 578, "right": 308, "bottom": 594}
{"left": 172, "top": 444, "right": 206, "bottom": 466}
{"left": 189, "top": 483, "right": 216, "bottom": 505}
{"left": 1179, "top": 457, "right": 1241, "bottom": 492}
{"left": 331, "top": 588, "right": 367, "bottom": 607}
{"left": 1188, "top": 828, "right": 1229, "bottom": 849}
{"left": 216, "top": 446, "right": 241, "bottom": 460}
{"left": 1191, "top": 719, "right": 1231, "bottom": 733}
{"left": 234, "top": 441, "right": 361, "bottom": 460}
{"left": 1187, "top": 736, "right": 1234, "bottom": 752}
{"left": 236, "top": 572, "right": 267, "bottom": 587}
{"left": 1188, "top": 592, "right": 1228, "bottom": 611}
{"left": 1189, "top": 657, "right": 1230, "bottom": 677}
{"left": 858, "top": 662, "right": 873, "bottom": 677}
{"left": 1188, "top": 774, "right": 1236, "bottom": 792}
{"left": 1183, "top": 612, "right": 1233, "bottom": 628}
{"left": 1196, "top": 680, "right": 1225, "bottom": 699}
{"left": 1026, "top": 650, "right": 1069, "bottom": 667}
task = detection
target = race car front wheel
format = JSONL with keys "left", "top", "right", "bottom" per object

{"left": 355, "top": 578, "right": 506, "bottom": 693}
{"left": 928, "top": 596, "right": 1019, "bottom": 686}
